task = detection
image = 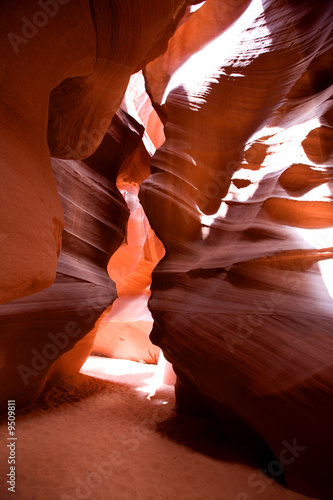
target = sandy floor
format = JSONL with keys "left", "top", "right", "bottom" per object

{"left": 0, "top": 356, "right": 316, "bottom": 500}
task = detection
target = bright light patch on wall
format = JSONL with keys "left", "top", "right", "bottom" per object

{"left": 243, "top": 118, "right": 322, "bottom": 180}
{"left": 294, "top": 228, "right": 333, "bottom": 251}
{"left": 163, "top": 0, "right": 265, "bottom": 105}
{"left": 137, "top": 350, "right": 168, "bottom": 399}
{"left": 198, "top": 202, "right": 229, "bottom": 241}
{"left": 190, "top": 1, "right": 205, "bottom": 13}
{"left": 294, "top": 227, "right": 333, "bottom": 301}
{"left": 318, "top": 259, "right": 333, "bottom": 300}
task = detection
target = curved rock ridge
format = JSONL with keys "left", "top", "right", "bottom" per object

{"left": 47, "top": 0, "right": 191, "bottom": 159}
{"left": 0, "top": 109, "right": 143, "bottom": 411}
{"left": 0, "top": 2, "right": 332, "bottom": 497}
{"left": 93, "top": 73, "right": 165, "bottom": 363}
{"left": 92, "top": 183, "right": 164, "bottom": 364}
{"left": 140, "top": 0, "right": 333, "bottom": 497}
{"left": 0, "top": 0, "right": 194, "bottom": 304}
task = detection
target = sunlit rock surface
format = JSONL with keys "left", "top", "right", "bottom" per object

{"left": 0, "top": 0, "right": 332, "bottom": 497}
{"left": 0, "top": 0, "right": 190, "bottom": 304}
{"left": 0, "top": 66, "right": 165, "bottom": 409}
{"left": 140, "top": 1, "right": 333, "bottom": 498}
{"left": 93, "top": 74, "right": 165, "bottom": 363}
{"left": 92, "top": 185, "right": 164, "bottom": 364}
{"left": 0, "top": 0, "right": 194, "bottom": 408}
{"left": 0, "top": 111, "right": 141, "bottom": 411}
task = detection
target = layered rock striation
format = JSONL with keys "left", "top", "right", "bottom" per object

{"left": 141, "top": 0, "right": 333, "bottom": 497}
{"left": 93, "top": 74, "right": 165, "bottom": 363}
{"left": 0, "top": 0, "right": 191, "bottom": 304}
{"left": 0, "top": 110, "right": 143, "bottom": 411}
{"left": 0, "top": 0, "right": 196, "bottom": 408}
{"left": 0, "top": 1, "right": 332, "bottom": 497}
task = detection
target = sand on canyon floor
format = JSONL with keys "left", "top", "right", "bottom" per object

{"left": 0, "top": 356, "right": 317, "bottom": 500}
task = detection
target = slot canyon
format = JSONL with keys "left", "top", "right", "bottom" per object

{"left": 0, "top": 0, "right": 332, "bottom": 499}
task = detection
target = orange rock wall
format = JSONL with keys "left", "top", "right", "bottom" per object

{"left": 0, "top": 2, "right": 332, "bottom": 498}
{"left": 140, "top": 1, "right": 333, "bottom": 498}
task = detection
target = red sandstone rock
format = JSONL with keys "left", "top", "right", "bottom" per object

{"left": 93, "top": 184, "right": 164, "bottom": 363}
{"left": 0, "top": 0, "right": 191, "bottom": 406}
{"left": 0, "top": 110, "right": 142, "bottom": 411}
{"left": 93, "top": 75, "right": 165, "bottom": 363}
{"left": 140, "top": 1, "right": 333, "bottom": 497}
{"left": 0, "top": 2, "right": 332, "bottom": 498}
{"left": 0, "top": 0, "right": 191, "bottom": 304}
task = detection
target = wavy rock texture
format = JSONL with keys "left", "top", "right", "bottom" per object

{"left": 0, "top": 0, "right": 198, "bottom": 409}
{"left": 0, "top": 110, "right": 144, "bottom": 411}
{"left": 93, "top": 73, "right": 165, "bottom": 363}
{"left": 0, "top": 0, "right": 191, "bottom": 304}
{"left": 92, "top": 183, "right": 165, "bottom": 363}
{"left": 0, "top": 1, "right": 332, "bottom": 498}
{"left": 140, "top": 1, "right": 333, "bottom": 498}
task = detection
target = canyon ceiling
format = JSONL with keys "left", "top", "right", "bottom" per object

{"left": 0, "top": 1, "right": 333, "bottom": 498}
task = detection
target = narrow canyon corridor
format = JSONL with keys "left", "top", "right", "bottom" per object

{"left": 0, "top": 1, "right": 332, "bottom": 499}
